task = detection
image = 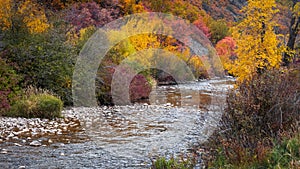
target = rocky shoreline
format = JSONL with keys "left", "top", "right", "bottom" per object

{"left": 0, "top": 113, "right": 86, "bottom": 149}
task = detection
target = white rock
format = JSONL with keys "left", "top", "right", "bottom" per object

{"left": 184, "top": 95, "right": 192, "bottom": 99}
{"left": 165, "top": 103, "right": 172, "bottom": 107}
{"left": 7, "top": 133, "right": 14, "bottom": 138}
{"left": 14, "top": 143, "right": 22, "bottom": 147}
{"left": 0, "top": 149, "right": 7, "bottom": 154}
{"left": 12, "top": 136, "right": 18, "bottom": 140}
{"left": 29, "top": 140, "right": 41, "bottom": 146}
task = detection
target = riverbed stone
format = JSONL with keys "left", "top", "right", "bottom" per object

{"left": 29, "top": 140, "right": 42, "bottom": 146}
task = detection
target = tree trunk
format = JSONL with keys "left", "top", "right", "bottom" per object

{"left": 283, "top": 0, "right": 300, "bottom": 66}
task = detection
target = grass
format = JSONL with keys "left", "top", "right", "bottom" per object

{"left": 6, "top": 93, "right": 63, "bottom": 119}
{"left": 151, "top": 156, "right": 196, "bottom": 169}
{"left": 211, "top": 134, "right": 300, "bottom": 169}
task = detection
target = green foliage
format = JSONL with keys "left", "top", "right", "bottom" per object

{"left": 8, "top": 93, "right": 63, "bottom": 119}
{"left": 3, "top": 21, "right": 76, "bottom": 105}
{"left": 151, "top": 156, "right": 195, "bottom": 169}
{"left": 207, "top": 19, "right": 229, "bottom": 45}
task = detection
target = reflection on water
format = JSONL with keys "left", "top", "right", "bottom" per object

{"left": 148, "top": 87, "right": 213, "bottom": 110}
{"left": 141, "top": 78, "right": 233, "bottom": 110}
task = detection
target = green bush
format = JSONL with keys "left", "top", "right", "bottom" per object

{"left": 207, "top": 19, "right": 229, "bottom": 45}
{"left": 151, "top": 156, "right": 195, "bottom": 169}
{"left": 8, "top": 93, "right": 63, "bottom": 119}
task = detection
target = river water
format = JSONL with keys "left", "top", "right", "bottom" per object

{"left": 0, "top": 78, "right": 234, "bottom": 168}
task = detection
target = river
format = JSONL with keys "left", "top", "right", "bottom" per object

{"left": 0, "top": 78, "right": 234, "bottom": 168}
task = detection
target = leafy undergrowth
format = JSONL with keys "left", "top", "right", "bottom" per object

{"left": 151, "top": 156, "right": 196, "bottom": 169}
{"left": 212, "top": 135, "right": 300, "bottom": 169}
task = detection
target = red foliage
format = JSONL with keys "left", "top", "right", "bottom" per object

{"left": 216, "top": 36, "right": 236, "bottom": 58}
{"left": 65, "top": 1, "right": 120, "bottom": 31}
{"left": 193, "top": 16, "right": 211, "bottom": 38}
{"left": 96, "top": 60, "right": 152, "bottom": 104}
{"left": 130, "top": 74, "right": 151, "bottom": 101}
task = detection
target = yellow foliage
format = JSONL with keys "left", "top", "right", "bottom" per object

{"left": 79, "top": 26, "right": 96, "bottom": 42}
{"left": 189, "top": 55, "right": 204, "bottom": 74}
{"left": 0, "top": 0, "right": 12, "bottom": 30}
{"left": 120, "top": 0, "right": 146, "bottom": 14}
{"left": 129, "top": 34, "right": 160, "bottom": 51}
{"left": 106, "top": 16, "right": 195, "bottom": 74}
{"left": 293, "top": 2, "right": 300, "bottom": 17}
{"left": 66, "top": 28, "right": 79, "bottom": 45}
{"left": 18, "top": 0, "right": 50, "bottom": 33}
{"left": 229, "top": 0, "right": 285, "bottom": 82}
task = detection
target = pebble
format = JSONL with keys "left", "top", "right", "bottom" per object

{"left": 0, "top": 149, "right": 7, "bottom": 154}
{"left": 18, "top": 166, "right": 26, "bottom": 169}
{"left": 29, "top": 140, "right": 42, "bottom": 146}
{"left": 184, "top": 95, "right": 192, "bottom": 99}
{"left": 7, "top": 133, "right": 14, "bottom": 138}
{"left": 14, "top": 143, "right": 22, "bottom": 147}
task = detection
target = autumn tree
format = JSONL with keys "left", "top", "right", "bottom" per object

{"left": 119, "top": 0, "right": 145, "bottom": 15}
{"left": 0, "top": 0, "right": 12, "bottom": 30}
{"left": 229, "top": 0, "right": 284, "bottom": 81}
{"left": 18, "top": 0, "right": 50, "bottom": 33}
{"left": 65, "top": 1, "right": 120, "bottom": 32}
{"left": 0, "top": 0, "right": 50, "bottom": 33}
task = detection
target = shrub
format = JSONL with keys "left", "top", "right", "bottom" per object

{"left": 151, "top": 156, "right": 195, "bottom": 169}
{"left": 207, "top": 67, "right": 300, "bottom": 167}
{"left": 8, "top": 93, "right": 63, "bottom": 119}
{"left": 207, "top": 19, "right": 229, "bottom": 45}
{"left": 0, "top": 56, "right": 21, "bottom": 114}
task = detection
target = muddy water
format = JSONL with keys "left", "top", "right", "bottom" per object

{"left": 0, "top": 78, "right": 234, "bottom": 168}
